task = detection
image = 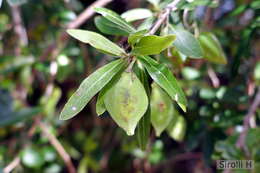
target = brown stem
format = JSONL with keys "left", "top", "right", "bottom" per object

{"left": 207, "top": 65, "right": 220, "bottom": 88}
{"left": 11, "top": 5, "right": 28, "bottom": 55}
{"left": 38, "top": 121, "right": 76, "bottom": 173}
{"left": 236, "top": 87, "right": 260, "bottom": 152}
{"left": 3, "top": 157, "right": 20, "bottom": 173}
{"left": 149, "top": 0, "right": 181, "bottom": 35}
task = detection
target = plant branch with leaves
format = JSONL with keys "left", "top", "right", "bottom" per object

{"left": 60, "top": 0, "right": 227, "bottom": 150}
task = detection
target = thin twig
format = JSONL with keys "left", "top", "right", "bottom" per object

{"left": 3, "top": 157, "right": 20, "bottom": 173}
{"left": 236, "top": 87, "right": 260, "bottom": 152}
{"left": 149, "top": 0, "right": 181, "bottom": 35}
{"left": 207, "top": 65, "right": 220, "bottom": 88}
{"left": 67, "top": 0, "right": 113, "bottom": 29}
{"left": 40, "top": 0, "right": 113, "bottom": 61}
{"left": 11, "top": 5, "right": 28, "bottom": 48}
{"left": 41, "top": 0, "right": 113, "bottom": 97}
{"left": 38, "top": 121, "right": 76, "bottom": 173}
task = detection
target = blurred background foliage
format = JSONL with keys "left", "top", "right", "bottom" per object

{"left": 0, "top": 0, "right": 260, "bottom": 173}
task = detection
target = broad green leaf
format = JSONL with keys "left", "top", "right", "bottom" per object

{"left": 167, "top": 113, "right": 186, "bottom": 142}
{"left": 95, "top": 74, "right": 122, "bottom": 116}
{"left": 134, "top": 62, "right": 151, "bottom": 150}
{"left": 198, "top": 32, "right": 227, "bottom": 64}
{"left": 137, "top": 56, "right": 187, "bottom": 112}
{"left": 121, "top": 8, "right": 153, "bottom": 22}
{"left": 128, "top": 30, "right": 147, "bottom": 47}
{"left": 94, "top": 16, "right": 129, "bottom": 36}
{"left": 132, "top": 35, "right": 176, "bottom": 56}
{"left": 60, "top": 59, "right": 127, "bottom": 120}
{"left": 104, "top": 71, "right": 148, "bottom": 136}
{"left": 169, "top": 26, "right": 203, "bottom": 58}
{"left": 67, "top": 29, "right": 126, "bottom": 56}
{"left": 150, "top": 83, "right": 174, "bottom": 136}
{"left": 0, "top": 107, "right": 41, "bottom": 127}
{"left": 94, "top": 7, "right": 136, "bottom": 34}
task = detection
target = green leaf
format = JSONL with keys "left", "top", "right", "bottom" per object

{"left": 151, "top": 83, "right": 173, "bottom": 136}
{"left": 198, "top": 32, "right": 227, "bottom": 64}
{"left": 128, "top": 30, "right": 147, "bottom": 47}
{"left": 167, "top": 113, "right": 186, "bottom": 142}
{"left": 96, "top": 90, "right": 106, "bottom": 116}
{"left": 136, "top": 107, "right": 150, "bottom": 150}
{"left": 134, "top": 62, "right": 151, "bottom": 150}
{"left": 67, "top": 29, "right": 126, "bottom": 56}
{"left": 132, "top": 35, "right": 176, "bottom": 56}
{"left": 60, "top": 59, "right": 127, "bottom": 120}
{"left": 94, "top": 16, "right": 129, "bottom": 36}
{"left": 121, "top": 8, "right": 153, "bottom": 22}
{"left": 169, "top": 26, "right": 203, "bottom": 58}
{"left": 94, "top": 7, "right": 136, "bottom": 34}
{"left": 104, "top": 71, "right": 148, "bottom": 136}
{"left": 137, "top": 56, "right": 187, "bottom": 112}
{"left": 95, "top": 74, "right": 121, "bottom": 116}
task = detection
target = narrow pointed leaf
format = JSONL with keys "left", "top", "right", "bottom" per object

{"left": 169, "top": 26, "right": 203, "bottom": 58}
{"left": 198, "top": 32, "right": 227, "bottom": 64}
{"left": 137, "top": 56, "right": 187, "bottom": 112}
{"left": 94, "top": 7, "right": 136, "bottom": 34}
{"left": 104, "top": 71, "right": 148, "bottom": 136}
{"left": 134, "top": 62, "right": 151, "bottom": 150}
{"left": 67, "top": 29, "right": 126, "bottom": 56}
{"left": 60, "top": 59, "right": 127, "bottom": 120}
{"left": 94, "top": 16, "right": 129, "bottom": 36}
{"left": 121, "top": 8, "right": 153, "bottom": 22}
{"left": 151, "top": 83, "right": 174, "bottom": 136}
{"left": 132, "top": 35, "right": 176, "bottom": 55}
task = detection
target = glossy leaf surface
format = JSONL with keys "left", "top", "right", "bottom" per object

{"left": 67, "top": 29, "right": 126, "bottom": 56}
{"left": 94, "top": 16, "right": 129, "bottom": 36}
{"left": 94, "top": 7, "right": 136, "bottom": 34}
{"left": 60, "top": 59, "right": 127, "bottom": 120}
{"left": 170, "top": 26, "right": 203, "bottom": 58}
{"left": 137, "top": 56, "right": 187, "bottom": 112}
{"left": 132, "top": 35, "right": 176, "bottom": 56}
